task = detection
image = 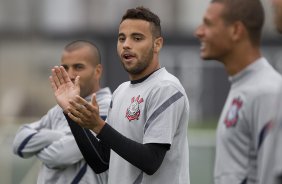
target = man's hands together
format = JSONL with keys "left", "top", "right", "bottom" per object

{"left": 50, "top": 66, "right": 105, "bottom": 134}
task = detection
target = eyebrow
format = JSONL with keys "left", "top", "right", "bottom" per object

{"left": 118, "top": 32, "right": 144, "bottom": 37}
{"left": 118, "top": 33, "right": 125, "bottom": 37}
{"left": 131, "top": 33, "right": 144, "bottom": 37}
{"left": 61, "top": 63, "right": 84, "bottom": 67}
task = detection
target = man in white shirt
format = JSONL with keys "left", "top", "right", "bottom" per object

{"left": 195, "top": 0, "right": 282, "bottom": 183}
{"left": 13, "top": 40, "right": 111, "bottom": 184}
{"left": 50, "top": 7, "right": 190, "bottom": 184}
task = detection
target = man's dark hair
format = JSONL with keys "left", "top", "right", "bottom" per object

{"left": 121, "top": 6, "right": 162, "bottom": 38}
{"left": 211, "top": 0, "right": 265, "bottom": 46}
{"left": 64, "top": 40, "right": 101, "bottom": 65}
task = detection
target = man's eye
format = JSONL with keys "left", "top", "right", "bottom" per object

{"left": 119, "top": 37, "right": 125, "bottom": 42}
{"left": 62, "top": 66, "right": 68, "bottom": 71}
{"left": 75, "top": 65, "right": 84, "bottom": 70}
{"left": 134, "top": 37, "right": 142, "bottom": 41}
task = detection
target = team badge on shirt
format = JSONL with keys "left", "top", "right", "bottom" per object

{"left": 126, "top": 95, "right": 144, "bottom": 121}
{"left": 224, "top": 97, "right": 243, "bottom": 128}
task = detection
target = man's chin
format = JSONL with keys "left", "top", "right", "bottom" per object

{"left": 200, "top": 54, "right": 216, "bottom": 61}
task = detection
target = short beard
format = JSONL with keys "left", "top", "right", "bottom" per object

{"left": 124, "top": 60, "right": 148, "bottom": 75}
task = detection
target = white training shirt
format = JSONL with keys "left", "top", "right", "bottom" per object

{"left": 12, "top": 87, "right": 112, "bottom": 184}
{"left": 214, "top": 58, "right": 282, "bottom": 184}
{"left": 106, "top": 68, "right": 190, "bottom": 184}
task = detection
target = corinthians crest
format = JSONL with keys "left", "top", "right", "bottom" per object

{"left": 224, "top": 97, "right": 243, "bottom": 128}
{"left": 126, "top": 95, "right": 144, "bottom": 121}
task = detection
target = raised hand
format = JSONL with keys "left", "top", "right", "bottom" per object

{"left": 67, "top": 94, "right": 105, "bottom": 134}
{"left": 49, "top": 66, "right": 80, "bottom": 112}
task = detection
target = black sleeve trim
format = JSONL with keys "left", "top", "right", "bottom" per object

{"left": 97, "top": 123, "right": 170, "bottom": 175}
{"left": 64, "top": 114, "right": 110, "bottom": 173}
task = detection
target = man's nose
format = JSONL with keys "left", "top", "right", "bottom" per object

{"left": 195, "top": 25, "right": 204, "bottom": 38}
{"left": 67, "top": 68, "right": 77, "bottom": 82}
{"left": 123, "top": 38, "right": 132, "bottom": 49}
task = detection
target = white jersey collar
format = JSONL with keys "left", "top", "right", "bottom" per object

{"left": 228, "top": 57, "right": 268, "bottom": 84}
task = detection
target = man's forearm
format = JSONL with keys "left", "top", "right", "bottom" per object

{"left": 36, "top": 135, "right": 83, "bottom": 169}
{"left": 65, "top": 114, "right": 110, "bottom": 173}
{"left": 13, "top": 126, "right": 64, "bottom": 158}
{"left": 97, "top": 123, "right": 169, "bottom": 175}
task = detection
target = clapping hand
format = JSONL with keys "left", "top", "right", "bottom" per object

{"left": 67, "top": 94, "right": 105, "bottom": 133}
{"left": 49, "top": 66, "right": 80, "bottom": 113}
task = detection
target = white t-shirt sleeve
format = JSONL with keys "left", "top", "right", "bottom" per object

{"left": 12, "top": 107, "right": 64, "bottom": 158}
{"left": 143, "top": 82, "right": 186, "bottom": 145}
{"left": 37, "top": 135, "right": 83, "bottom": 169}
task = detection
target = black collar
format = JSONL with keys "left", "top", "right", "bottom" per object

{"left": 130, "top": 68, "right": 161, "bottom": 84}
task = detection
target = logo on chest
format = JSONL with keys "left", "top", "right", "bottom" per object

{"left": 126, "top": 95, "right": 144, "bottom": 121}
{"left": 224, "top": 97, "right": 243, "bottom": 128}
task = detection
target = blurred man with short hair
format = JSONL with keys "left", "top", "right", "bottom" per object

{"left": 195, "top": 0, "right": 282, "bottom": 183}
{"left": 13, "top": 40, "right": 111, "bottom": 184}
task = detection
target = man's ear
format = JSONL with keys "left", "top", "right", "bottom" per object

{"left": 230, "top": 21, "right": 245, "bottom": 42}
{"left": 95, "top": 64, "right": 103, "bottom": 79}
{"left": 154, "top": 37, "right": 163, "bottom": 53}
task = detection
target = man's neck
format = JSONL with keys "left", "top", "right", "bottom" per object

{"left": 223, "top": 46, "right": 261, "bottom": 76}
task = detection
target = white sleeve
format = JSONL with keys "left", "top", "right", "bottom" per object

{"left": 143, "top": 82, "right": 186, "bottom": 144}
{"left": 254, "top": 92, "right": 281, "bottom": 182}
{"left": 12, "top": 108, "right": 64, "bottom": 158}
{"left": 36, "top": 134, "right": 83, "bottom": 169}
{"left": 247, "top": 91, "right": 279, "bottom": 176}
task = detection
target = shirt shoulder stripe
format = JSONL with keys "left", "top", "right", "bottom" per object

{"left": 144, "top": 91, "right": 183, "bottom": 133}
{"left": 17, "top": 132, "right": 37, "bottom": 158}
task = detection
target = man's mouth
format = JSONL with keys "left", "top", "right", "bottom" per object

{"left": 122, "top": 52, "right": 136, "bottom": 61}
{"left": 200, "top": 42, "right": 206, "bottom": 51}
